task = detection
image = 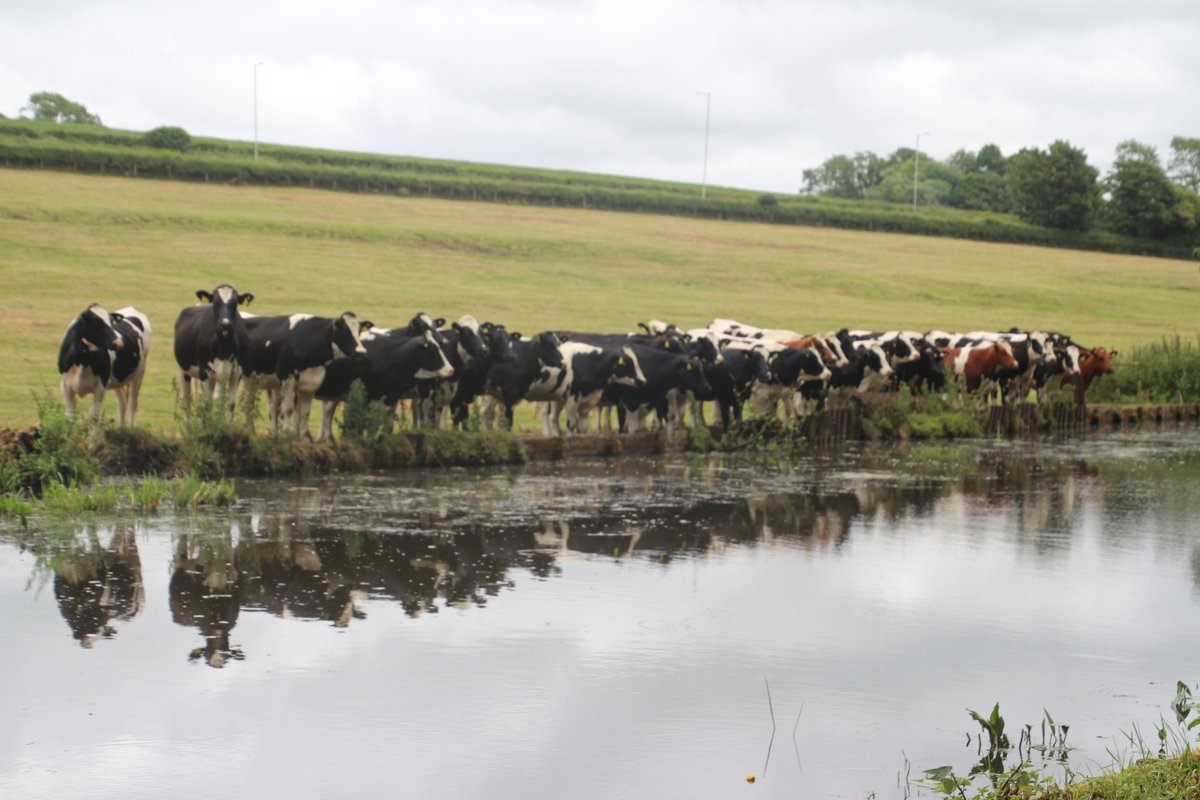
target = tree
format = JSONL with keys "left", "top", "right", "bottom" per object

{"left": 865, "top": 157, "right": 961, "bottom": 206}
{"left": 948, "top": 172, "right": 1012, "bottom": 212}
{"left": 801, "top": 151, "right": 884, "bottom": 199}
{"left": 1168, "top": 136, "right": 1200, "bottom": 193}
{"left": 1103, "top": 140, "right": 1197, "bottom": 239}
{"left": 1007, "top": 141, "right": 1099, "bottom": 231}
{"left": 976, "top": 144, "right": 1007, "bottom": 175}
{"left": 20, "top": 92, "right": 102, "bottom": 125}
{"left": 144, "top": 126, "right": 192, "bottom": 152}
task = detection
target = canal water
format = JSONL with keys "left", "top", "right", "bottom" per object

{"left": 3, "top": 430, "right": 1200, "bottom": 799}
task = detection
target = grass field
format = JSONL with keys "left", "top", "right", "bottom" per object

{"left": 2, "top": 168, "right": 1197, "bottom": 431}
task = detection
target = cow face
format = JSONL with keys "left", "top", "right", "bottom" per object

{"left": 407, "top": 313, "right": 447, "bottom": 347}
{"left": 995, "top": 340, "right": 1020, "bottom": 371}
{"left": 77, "top": 304, "right": 124, "bottom": 351}
{"left": 674, "top": 356, "right": 712, "bottom": 395}
{"left": 862, "top": 344, "right": 893, "bottom": 378}
{"left": 452, "top": 315, "right": 489, "bottom": 362}
{"left": 481, "top": 323, "right": 516, "bottom": 363}
{"left": 611, "top": 347, "right": 647, "bottom": 387}
{"left": 1079, "top": 347, "right": 1117, "bottom": 376}
{"left": 330, "top": 312, "right": 367, "bottom": 359}
{"left": 415, "top": 330, "right": 455, "bottom": 379}
{"left": 533, "top": 332, "right": 565, "bottom": 370}
{"left": 1027, "top": 331, "right": 1055, "bottom": 364}
{"left": 196, "top": 284, "right": 252, "bottom": 341}
{"left": 769, "top": 348, "right": 830, "bottom": 386}
{"left": 1059, "top": 345, "right": 1082, "bottom": 376}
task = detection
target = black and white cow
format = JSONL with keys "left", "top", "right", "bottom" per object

{"left": 892, "top": 340, "right": 946, "bottom": 394}
{"left": 796, "top": 343, "right": 891, "bottom": 414}
{"left": 692, "top": 346, "right": 771, "bottom": 431}
{"left": 240, "top": 312, "right": 366, "bottom": 436}
{"left": 448, "top": 322, "right": 517, "bottom": 429}
{"left": 59, "top": 304, "right": 152, "bottom": 427}
{"left": 173, "top": 284, "right": 254, "bottom": 412}
{"left": 600, "top": 344, "right": 712, "bottom": 434}
{"left": 530, "top": 342, "right": 647, "bottom": 436}
{"left": 414, "top": 315, "right": 489, "bottom": 427}
{"left": 314, "top": 328, "right": 454, "bottom": 441}
{"left": 481, "top": 332, "right": 566, "bottom": 429}
{"left": 746, "top": 343, "right": 831, "bottom": 421}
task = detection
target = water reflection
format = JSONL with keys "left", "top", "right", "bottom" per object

{"left": 9, "top": 441, "right": 1200, "bottom": 656}
{"left": 16, "top": 523, "right": 146, "bottom": 647}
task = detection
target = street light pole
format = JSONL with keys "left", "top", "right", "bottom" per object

{"left": 912, "top": 130, "right": 930, "bottom": 211}
{"left": 254, "top": 62, "right": 264, "bottom": 161}
{"left": 698, "top": 91, "right": 711, "bottom": 199}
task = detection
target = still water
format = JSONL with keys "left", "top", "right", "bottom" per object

{"left": 3, "top": 431, "right": 1200, "bottom": 799}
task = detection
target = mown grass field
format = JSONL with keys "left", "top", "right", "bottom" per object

{"left": 2, "top": 168, "right": 1197, "bottom": 431}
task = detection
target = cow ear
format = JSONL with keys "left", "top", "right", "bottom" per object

{"left": 451, "top": 322, "right": 462, "bottom": 333}
{"left": 360, "top": 320, "right": 374, "bottom": 331}
{"left": 1111, "top": 350, "right": 1119, "bottom": 357}
{"left": 510, "top": 331, "right": 522, "bottom": 341}
{"left": 480, "top": 322, "right": 493, "bottom": 334}
{"left": 682, "top": 334, "right": 692, "bottom": 343}
{"left": 720, "top": 338, "right": 731, "bottom": 348}
{"left": 558, "top": 334, "right": 570, "bottom": 343}
{"left": 433, "top": 318, "right": 446, "bottom": 328}
{"left": 110, "top": 312, "right": 125, "bottom": 324}
{"left": 769, "top": 351, "right": 778, "bottom": 361}
{"left": 196, "top": 290, "right": 214, "bottom": 303}
{"left": 240, "top": 293, "right": 254, "bottom": 306}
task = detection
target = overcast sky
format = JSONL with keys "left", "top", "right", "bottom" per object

{"left": 2, "top": 0, "right": 1197, "bottom": 193}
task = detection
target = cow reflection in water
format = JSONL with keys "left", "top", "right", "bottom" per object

{"left": 170, "top": 532, "right": 246, "bottom": 668}
{"left": 53, "top": 524, "right": 144, "bottom": 647}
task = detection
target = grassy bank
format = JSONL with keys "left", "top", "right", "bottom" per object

{"left": 3, "top": 169, "right": 1198, "bottom": 431}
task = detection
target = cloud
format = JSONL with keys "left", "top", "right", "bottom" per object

{"left": 1, "top": 0, "right": 1197, "bottom": 192}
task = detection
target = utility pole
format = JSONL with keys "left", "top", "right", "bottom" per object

{"left": 698, "top": 91, "right": 711, "bottom": 198}
{"left": 254, "top": 62, "right": 264, "bottom": 161}
{"left": 913, "top": 130, "right": 930, "bottom": 210}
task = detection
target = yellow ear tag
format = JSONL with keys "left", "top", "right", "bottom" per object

{"left": 618, "top": 357, "right": 625, "bottom": 365}
{"left": 686, "top": 363, "right": 693, "bottom": 371}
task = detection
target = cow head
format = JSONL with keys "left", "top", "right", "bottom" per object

{"left": 77, "top": 304, "right": 124, "bottom": 351}
{"left": 1079, "top": 347, "right": 1118, "bottom": 376}
{"left": 611, "top": 347, "right": 647, "bottom": 388}
{"left": 769, "top": 347, "right": 831, "bottom": 386}
{"left": 861, "top": 343, "right": 893, "bottom": 379}
{"left": 533, "top": 332, "right": 566, "bottom": 370}
{"left": 196, "top": 284, "right": 252, "bottom": 340}
{"left": 415, "top": 330, "right": 455, "bottom": 379}
{"left": 481, "top": 322, "right": 516, "bottom": 363}
{"left": 406, "top": 312, "right": 447, "bottom": 347}
{"left": 673, "top": 356, "right": 712, "bottom": 395}
{"left": 330, "top": 312, "right": 367, "bottom": 358}
{"left": 1026, "top": 331, "right": 1055, "bottom": 364}
{"left": 451, "top": 315, "right": 489, "bottom": 362}
{"left": 995, "top": 339, "right": 1020, "bottom": 371}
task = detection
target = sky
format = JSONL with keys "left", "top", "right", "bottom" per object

{"left": 2, "top": 0, "right": 1198, "bottom": 194}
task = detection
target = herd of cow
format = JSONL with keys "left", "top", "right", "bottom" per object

{"left": 57, "top": 283, "right": 1118, "bottom": 439}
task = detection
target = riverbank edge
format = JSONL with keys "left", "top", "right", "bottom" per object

{"left": 4, "top": 400, "right": 1199, "bottom": 482}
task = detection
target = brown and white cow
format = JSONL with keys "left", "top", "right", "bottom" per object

{"left": 1061, "top": 347, "right": 1118, "bottom": 407}
{"left": 940, "top": 340, "right": 1020, "bottom": 392}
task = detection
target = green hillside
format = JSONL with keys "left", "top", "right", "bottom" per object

{"left": 2, "top": 168, "right": 1197, "bottom": 431}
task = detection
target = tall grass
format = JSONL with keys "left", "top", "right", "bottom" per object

{"left": 1092, "top": 336, "right": 1200, "bottom": 403}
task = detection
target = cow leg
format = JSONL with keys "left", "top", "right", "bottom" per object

{"left": 89, "top": 385, "right": 106, "bottom": 423}
{"left": 115, "top": 385, "right": 130, "bottom": 428}
{"left": 128, "top": 369, "right": 146, "bottom": 428}
{"left": 61, "top": 376, "right": 77, "bottom": 420}
{"left": 179, "top": 373, "right": 193, "bottom": 412}
{"left": 318, "top": 399, "right": 339, "bottom": 443}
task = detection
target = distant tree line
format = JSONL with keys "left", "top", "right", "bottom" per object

{"left": 802, "top": 138, "right": 1200, "bottom": 245}
{"left": 9, "top": 91, "right": 1199, "bottom": 256}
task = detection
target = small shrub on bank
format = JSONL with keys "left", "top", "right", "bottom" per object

{"left": 19, "top": 397, "right": 99, "bottom": 495}
{"left": 175, "top": 380, "right": 251, "bottom": 478}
